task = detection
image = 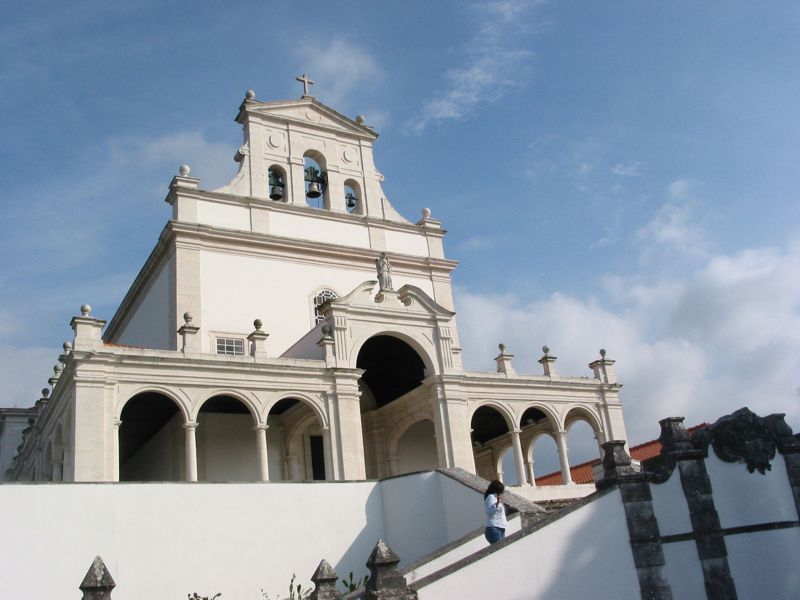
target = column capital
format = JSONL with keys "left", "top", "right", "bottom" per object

{"left": 183, "top": 421, "right": 198, "bottom": 431}
{"left": 254, "top": 423, "right": 269, "bottom": 432}
{"left": 511, "top": 428, "right": 522, "bottom": 435}
{"left": 112, "top": 419, "right": 122, "bottom": 429}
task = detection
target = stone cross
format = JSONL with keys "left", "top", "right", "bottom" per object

{"left": 297, "top": 73, "right": 315, "bottom": 96}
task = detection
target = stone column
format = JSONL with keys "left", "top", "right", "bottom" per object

{"left": 511, "top": 429, "right": 528, "bottom": 487}
{"left": 52, "top": 459, "right": 63, "bottom": 483}
{"left": 255, "top": 424, "right": 269, "bottom": 481}
{"left": 555, "top": 429, "right": 573, "bottom": 484}
{"left": 112, "top": 419, "right": 121, "bottom": 482}
{"left": 184, "top": 421, "right": 198, "bottom": 482}
{"left": 525, "top": 457, "right": 536, "bottom": 487}
{"left": 322, "top": 427, "right": 334, "bottom": 481}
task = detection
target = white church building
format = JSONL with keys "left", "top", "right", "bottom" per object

{"left": 4, "top": 79, "right": 628, "bottom": 493}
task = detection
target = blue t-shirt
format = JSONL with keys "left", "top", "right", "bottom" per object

{"left": 484, "top": 493, "right": 507, "bottom": 528}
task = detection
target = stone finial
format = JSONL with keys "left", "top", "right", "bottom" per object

{"left": 589, "top": 348, "right": 617, "bottom": 383}
{"left": 309, "top": 559, "right": 343, "bottom": 600}
{"left": 658, "top": 417, "right": 693, "bottom": 453}
{"left": 365, "top": 540, "right": 417, "bottom": 599}
{"left": 538, "top": 346, "right": 558, "bottom": 377}
{"left": 596, "top": 440, "right": 640, "bottom": 489}
{"left": 41, "top": 388, "right": 50, "bottom": 398}
{"left": 356, "top": 115, "right": 366, "bottom": 124}
{"left": 421, "top": 207, "right": 431, "bottom": 219}
{"left": 245, "top": 89, "right": 256, "bottom": 100}
{"left": 54, "top": 364, "right": 62, "bottom": 375}
{"left": 79, "top": 556, "right": 116, "bottom": 599}
{"left": 495, "top": 343, "right": 515, "bottom": 375}
{"left": 63, "top": 341, "right": 73, "bottom": 353}
{"left": 183, "top": 312, "right": 193, "bottom": 324}
{"left": 179, "top": 164, "right": 191, "bottom": 176}
{"left": 177, "top": 313, "right": 200, "bottom": 353}
{"left": 81, "top": 304, "right": 91, "bottom": 316}
{"left": 248, "top": 320, "right": 269, "bottom": 360}
{"left": 321, "top": 324, "right": 333, "bottom": 338}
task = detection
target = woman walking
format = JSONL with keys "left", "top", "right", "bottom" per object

{"left": 484, "top": 480, "right": 507, "bottom": 544}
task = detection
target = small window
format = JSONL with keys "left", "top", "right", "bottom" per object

{"left": 216, "top": 337, "right": 245, "bottom": 356}
{"left": 313, "top": 289, "right": 338, "bottom": 325}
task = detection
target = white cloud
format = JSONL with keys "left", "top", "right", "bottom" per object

{"left": 407, "top": 1, "right": 540, "bottom": 133}
{"left": 456, "top": 235, "right": 497, "bottom": 254}
{"left": 295, "top": 38, "right": 385, "bottom": 109}
{"left": 612, "top": 161, "right": 642, "bottom": 177}
{"left": 667, "top": 178, "right": 693, "bottom": 199}
{"left": 455, "top": 233, "right": 800, "bottom": 447}
{"left": 636, "top": 201, "right": 709, "bottom": 259}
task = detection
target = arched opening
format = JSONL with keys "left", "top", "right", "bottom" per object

{"left": 196, "top": 395, "right": 258, "bottom": 482}
{"left": 566, "top": 417, "right": 602, "bottom": 482}
{"left": 470, "top": 406, "right": 511, "bottom": 482}
{"left": 303, "top": 153, "right": 328, "bottom": 209}
{"left": 119, "top": 392, "right": 183, "bottom": 481}
{"left": 266, "top": 397, "right": 326, "bottom": 481}
{"left": 43, "top": 442, "right": 54, "bottom": 482}
{"left": 344, "top": 179, "right": 361, "bottom": 214}
{"left": 357, "top": 334, "right": 429, "bottom": 478}
{"left": 268, "top": 165, "right": 287, "bottom": 201}
{"left": 394, "top": 419, "right": 437, "bottom": 475}
{"left": 499, "top": 446, "right": 519, "bottom": 485}
{"left": 531, "top": 434, "right": 562, "bottom": 485}
{"left": 52, "top": 422, "right": 64, "bottom": 482}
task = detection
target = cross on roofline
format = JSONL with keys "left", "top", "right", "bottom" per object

{"left": 296, "top": 73, "right": 315, "bottom": 96}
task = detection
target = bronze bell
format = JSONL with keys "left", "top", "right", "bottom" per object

{"left": 306, "top": 181, "right": 322, "bottom": 198}
{"left": 270, "top": 185, "right": 284, "bottom": 201}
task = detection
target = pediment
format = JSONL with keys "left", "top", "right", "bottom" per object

{"left": 241, "top": 98, "right": 378, "bottom": 140}
{"left": 329, "top": 281, "right": 455, "bottom": 318}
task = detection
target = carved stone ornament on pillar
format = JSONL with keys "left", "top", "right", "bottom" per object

{"left": 247, "top": 318, "right": 269, "bottom": 359}
{"left": 70, "top": 304, "right": 107, "bottom": 353}
{"left": 589, "top": 348, "right": 617, "bottom": 383}
{"left": 318, "top": 323, "right": 336, "bottom": 367}
{"left": 538, "top": 346, "right": 558, "bottom": 377}
{"left": 177, "top": 312, "right": 200, "bottom": 353}
{"left": 495, "top": 343, "right": 515, "bottom": 375}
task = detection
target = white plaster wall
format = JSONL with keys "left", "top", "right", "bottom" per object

{"left": 269, "top": 211, "right": 371, "bottom": 248}
{"left": 416, "top": 491, "right": 640, "bottom": 599}
{"left": 116, "top": 255, "right": 173, "bottom": 349}
{"left": 196, "top": 413, "right": 260, "bottom": 482}
{"left": 726, "top": 528, "right": 800, "bottom": 599}
{"left": 199, "top": 251, "right": 436, "bottom": 354}
{"left": 705, "top": 453, "right": 797, "bottom": 528}
{"left": 384, "top": 229, "right": 429, "bottom": 256}
{"left": 661, "top": 541, "right": 706, "bottom": 599}
{"left": 648, "top": 469, "right": 693, "bottom": 536}
{"left": 196, "top": 200, "right": 251, "bottom": 231}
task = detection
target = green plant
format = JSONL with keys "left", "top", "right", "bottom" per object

{"left": 341, "top": 571, "right": 369, "bottom": 593}
{"left": 261, "top": 573, "right": 311, "bottom": 600}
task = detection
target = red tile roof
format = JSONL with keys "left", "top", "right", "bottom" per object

{"left": 534, "top": 423, "right": 709, "bottom": 486}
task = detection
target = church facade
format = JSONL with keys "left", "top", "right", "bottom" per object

{"left": 5, "top": 82, "right": 629, "bottom": 488}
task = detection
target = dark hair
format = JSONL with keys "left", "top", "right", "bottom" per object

{"left": 484, "top": 479, "right": 505, "bottom": 498}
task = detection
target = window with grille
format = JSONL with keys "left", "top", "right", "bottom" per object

{"left": 216, "top": 337, "right": 245, "bottom": 356}
{"left": 313, "top": 289, "right": 337, "bottom": 325}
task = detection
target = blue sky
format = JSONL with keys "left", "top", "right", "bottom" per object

{"left": 2, "top": 1, "right": 799, "bottom": 462}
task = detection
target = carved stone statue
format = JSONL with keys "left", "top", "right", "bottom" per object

{"left": 376, "top": 252, "right": 393, "bottom": 291}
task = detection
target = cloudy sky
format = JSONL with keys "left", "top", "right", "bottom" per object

{"left": 1, "top": 1, "right": 799, "bottom": 465}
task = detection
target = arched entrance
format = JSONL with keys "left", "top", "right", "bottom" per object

{"left": 196, "top": 395, "right": 259, "bottom": 482}
{"left": 266, "top": 397, "right": 326, "bottom": 481}
{"left": 119, "top": 392, "right": 183, "bottom": 481}
{"left": 356, "top": 334, "right": 430, "bottom": 478}
{"left": 470, "top": 405, "right": 511, "bottom": 482}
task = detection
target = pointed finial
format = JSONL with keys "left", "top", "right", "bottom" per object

{"left": 80, "top": 304, "right": 91, "bottom": 317}
{"left": 79, "top": 556, "right": 116, "bottom": 595}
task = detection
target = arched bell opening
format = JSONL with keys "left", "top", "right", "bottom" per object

{"left": 303, "top": 152, "right": 329, "bottom": 209}
{"left": 470, "top": 405, "right": 511, "bottom": 482}
{"left": 196, "top": 395, "right": 259, "bottom": 482}
{"left": 119, "top": 392, "right": 183, "bottom": 482}
{"left": 357, "top": 334, "right": 429, "bottom": 479}
{"left": 266, "top": 397, "right": 326, "bottom": 481}
{"left": 393, "top": 419, "right": 437, "bottom": 475}
{"left": 344, "top": 179, "right": 362, "bottom": 215}
{"left": 268, "top": 165, "right": 287, "bottom": 201}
